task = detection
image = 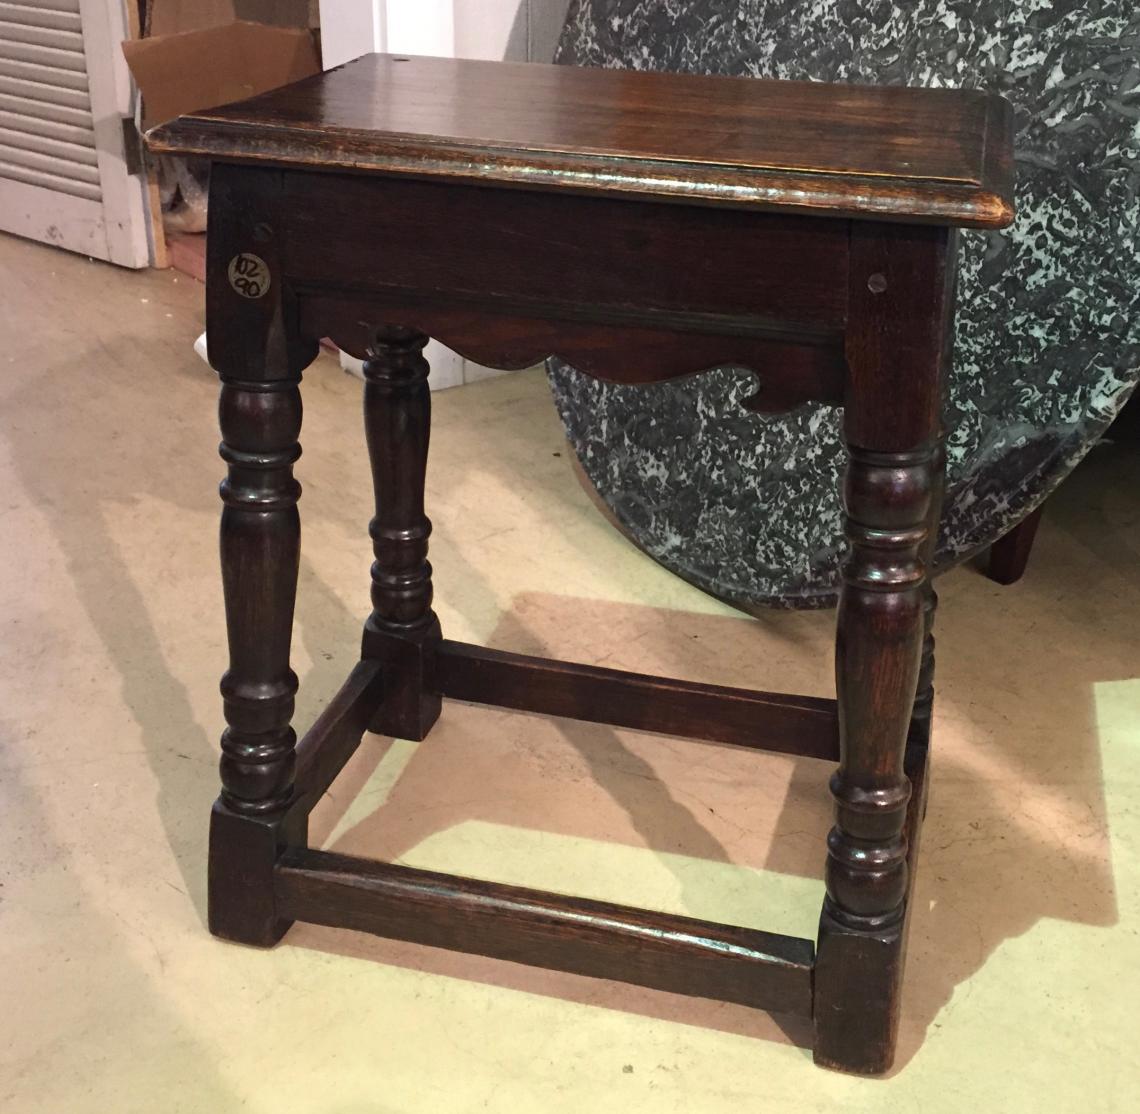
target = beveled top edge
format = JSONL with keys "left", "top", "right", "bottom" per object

{"left": 147, "top": 54, "right": 1015, "bottom": 229}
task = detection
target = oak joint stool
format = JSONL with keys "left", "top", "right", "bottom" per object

{"left": 149, "top": 54, "right": 1015, "bottom": 1075}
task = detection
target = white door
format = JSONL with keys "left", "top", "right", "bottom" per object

{"left": 0, "top": 0, "right": 150, "bottom": 267}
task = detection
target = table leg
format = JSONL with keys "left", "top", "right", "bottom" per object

{"left": 361, "top": 326, "right": 442, "bottom": 740}
{"left": 987, "top": 505, "right": 1044, "bottom": 585}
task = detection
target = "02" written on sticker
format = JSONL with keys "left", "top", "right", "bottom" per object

{"left": 228, "top": 253, "right": 271, "bottom": 299}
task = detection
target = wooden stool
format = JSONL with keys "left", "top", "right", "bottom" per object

{"left": 149, "top": 55, "right": 1014, "bottom": 1074}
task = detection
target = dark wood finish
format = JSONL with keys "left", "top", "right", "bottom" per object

{"left": 290, "top": 660, "right": 387, "bottom": 818}
{"left": 276, "top": 849, "right": 814, "bottom": 1017}
{"left": 815, "top": 727, "right": 932, "bottom": 1078}
{"left": 911, "top": 242, "right": 956, "bottom": 749}
{"left": 910, "top": 447, "right": 946, "bottom": 751}
{"left": 283, "top": 173, "right": 850, "bottom": 338}
{"left": 987, "top": 505, "right": 1044, "bottom": 585}
{"left": 215, "top": 378, "right": 304, "bottom": 814}
{"left": 205, "top": 164, "right": 319, "bottom": 385}
{"left": 208, "top": 800, "right": 307, "bottom": 946}
{"left": 360, "top": 326, "right": 443, "bottom": 740}
{"left": 150, "top": 55, "right": 1015, "bottom": 1076}
{"left": 288, "top": 172, "right": 849, "bottom": 414}
{"left": 814, "top": 223, "right": 955, "bottom": 1074}
{"left": 897, "top": 732, "right": 934, "bottom": 995}
{"left": 306, "top": 292, "right": 845, "bottom": 414}
{"left": 148, "top": 54, "right": 1014, "bottom": 228}
{"left": 205, "top": 163, "right": 320, "bottom": 946}
{"left": 437, "top": 640, "right": 839, "bottom": 761}
{"left": 982, "top": 392, "right": 1140, "bottom": 588}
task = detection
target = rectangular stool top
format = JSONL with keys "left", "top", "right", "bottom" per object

{"left": 148, "top": 53, "right": 1014, "bottom": 229}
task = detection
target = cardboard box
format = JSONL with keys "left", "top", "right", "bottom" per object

{"left": 123, "top": 20, "right": 320, "bottom": 130}
{"left": 146, "top": 1, "right": 319, "bottom": 37}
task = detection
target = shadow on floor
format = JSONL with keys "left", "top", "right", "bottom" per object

{"left": 7, "top": 310, "right": 1124, "bottom": 1071}
{"left": 298, "top": 570, "right": 1119, "bottom": 1069}
{"left": 2, "top": 332, "right": 367, "bottom": 926}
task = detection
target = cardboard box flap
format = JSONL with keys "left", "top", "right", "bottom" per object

{"left": 147, "top": 1, "right": 319, "bottom": 37}
{"left": 124, "top": 21, "right": 320, "bottom": 130}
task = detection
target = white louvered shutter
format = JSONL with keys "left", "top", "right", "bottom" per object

{"left": 0, "top": 0, "right": 149, "bottom": 267}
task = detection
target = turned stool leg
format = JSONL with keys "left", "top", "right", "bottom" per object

{"left": 361, "top": 326, "right": 442, "bottom": 739}
{"left": 216, "top": 381, "right": 303, "bottom": 816}
{"left": 813, "top": 223, "right": 955, "bottom": 1073}
{"left": 814, "top": 444, "right": 933, "bottom": 1071}
{"left": 205, "top": 164, "right": 319, "bottom": 945}
{"left": 208, "top": 375, "right": 311, "bottom": 944}
{"left": 909, "top": 443, "right": 946, "bottom": 754}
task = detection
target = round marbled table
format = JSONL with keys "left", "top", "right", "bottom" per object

{"left": 548, "top": 1, "right": 1140, "bottom": 608}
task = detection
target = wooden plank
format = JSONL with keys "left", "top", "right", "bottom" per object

{"left": 283, "top": 172, "right": 850, "bottom": 339}
{"left": 276, "top": 849, "right": 815, "bottom": 1017}
{"left": 166, "top": 231, "right": 205, "bottom": 281}
{"left": 290, "top": 659, "right": 387, "bottom": 816}
{"left": 300, "top": 290, "right": 845, "bottom": 412}
{"left": 147, "top": 53, "right": 1015, "bottom": 227}
{"left": 436, "top": 640, "right": 840, "bottom": 762}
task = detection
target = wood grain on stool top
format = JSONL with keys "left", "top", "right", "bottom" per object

{"left": 147, "top": 53, "right": 1014, "bottom": 228}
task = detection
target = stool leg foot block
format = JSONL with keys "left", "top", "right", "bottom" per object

{"left": 362, "top": 620, "right": 442, "bottom": 741}
{"left": 813, "top": 733, "right": 931, "bottom": 1074}
{"left": 208, "top": 799, "right": 306, "bottom": 947}
{"left": 813, "top": 909, "right": 906, "bottom": 1074}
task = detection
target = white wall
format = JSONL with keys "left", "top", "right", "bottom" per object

{"left": 391, "top": 0, "right": 570, "bottom": 64}
{"left": 319, "top": 0, "right": 573, "bottom": 387}
{"left": 387, "top": 0, "right": 455, "bottom": 56}
{"left": 320, "top": 2, "right": 570, "bottom": 74}
{"left": 318, "top": 0, "right": 385, "bottom": 69}
{"left": 454, "top": 0, "right": 524, "bottom": 61}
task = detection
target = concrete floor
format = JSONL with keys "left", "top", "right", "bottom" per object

{"left": 1, "top": 231, "right": 1138, "bottom": 1112}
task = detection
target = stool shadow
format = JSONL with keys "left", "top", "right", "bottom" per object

{"left": 302, "top": 566, "right": 1118, "bottom": 1067}
{"left": 0, "top": 749, "right": 243, "bottom": 1108}
{"left": 303, "top": 593, "right": 827, "bottom": 1050}
{"left": 3, "top": 332, "right": 373, "bottom": 928}
{"left": 4, "top": 334, "right": 221, "bottom": 921}
{"left": 9, "top": 270, "right": 1119, "bottom": 1067}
